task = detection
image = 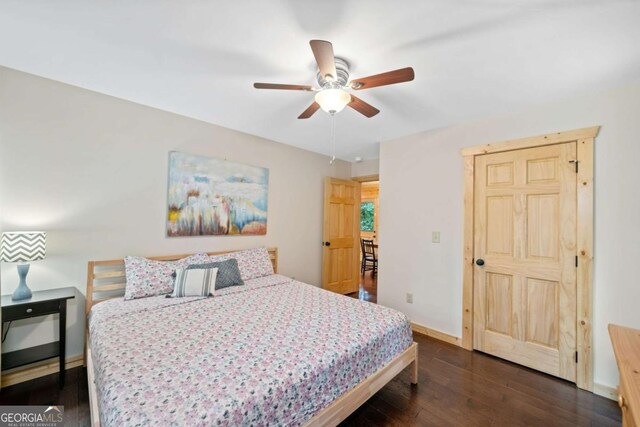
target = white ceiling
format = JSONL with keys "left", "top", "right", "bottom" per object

{"left": 1, "top": 0, "right": 639, "bottom": 160}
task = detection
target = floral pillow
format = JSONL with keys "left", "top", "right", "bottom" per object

{"left": 206, "top": 247, "right": 274, "bottom": 281}
{"left": 124, "top": 253, "right": 209, "bottom": 300}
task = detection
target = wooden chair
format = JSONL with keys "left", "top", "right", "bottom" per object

{"left": 361, "top": 238, "right": 377, "bottom": 277}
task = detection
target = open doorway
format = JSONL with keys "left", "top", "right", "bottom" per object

{"left": 354, "top": 178, "right": 379, "bottom": 303}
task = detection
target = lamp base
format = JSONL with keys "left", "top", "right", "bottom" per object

{"left": 12, "top": 264, "right": 33, "bottom": 301}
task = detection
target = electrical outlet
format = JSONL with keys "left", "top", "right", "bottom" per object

{"left": 406, "top": 293, "right": 413, "bottom": 303}
{"left": 432, "top": 231, "right": 440, "bottom": 243}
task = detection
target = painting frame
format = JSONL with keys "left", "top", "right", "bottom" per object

{"left": 166, "top": 151, "right": 269, "bottom": 237}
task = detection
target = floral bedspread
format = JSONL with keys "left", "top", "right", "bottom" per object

{"left": 89, "top": 274, "right": 413, "bottom": 426}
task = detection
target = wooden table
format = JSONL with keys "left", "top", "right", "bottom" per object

{"left": 2, "top": 287, "right": 76, "bottom": 387}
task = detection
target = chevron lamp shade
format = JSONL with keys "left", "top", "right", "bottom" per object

{"left": 0, "top": 232, "right": 46, "bottom": 263}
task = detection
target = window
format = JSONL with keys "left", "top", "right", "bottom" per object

{"left": 361, "top": 201, "right": 375, "bottom": 231}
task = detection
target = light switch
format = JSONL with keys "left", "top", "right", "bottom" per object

{"left": 406, "top": 293, "right": 413, "bottom": 303}
{"left": 432, "top": 231, "right": 440, "bottom": 243}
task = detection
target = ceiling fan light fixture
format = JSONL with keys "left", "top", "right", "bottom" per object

{"left": 254, "top": 39, "right": 414, "bottom": 119}
{"left": 315, "top": 89, "right": 351, "bottom": 114}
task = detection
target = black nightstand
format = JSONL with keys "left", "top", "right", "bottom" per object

{"left": 1, "top": 287, "right": 75, "bottom": 388}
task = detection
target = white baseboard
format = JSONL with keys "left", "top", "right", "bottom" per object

{"left": 593, "top": 383, "right": 618, "bottom": 401}
{"left": 410, "top": 321, "right": 461, "bottom": 347}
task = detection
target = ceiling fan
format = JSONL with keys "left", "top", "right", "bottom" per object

{"left": 254, "top": 40, "right": 415, "bottom": 119}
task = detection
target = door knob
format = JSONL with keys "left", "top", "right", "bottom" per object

{"left": 325, "top": 242, "right": 331, "bottom": 247}
{"left": 475, "top": 259, "right": 485, "bottom": 266}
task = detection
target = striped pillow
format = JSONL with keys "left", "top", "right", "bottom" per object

{"left": 172, "top": 267, "right": 218, "bottom": 297}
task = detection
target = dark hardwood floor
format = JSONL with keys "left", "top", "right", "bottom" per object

{"left": 0, "top": 270, "right": 618, "bottom": 426}
{"left": 341, "top": 272, "right": 620, "bottom": 425}
{"left": 341, "top": 333, "right": 621, "bottom": 426}
{"left": 348, "top": 271, "right": 377, "bottom": 303}
{"left": 0, "top": 364, "right": 90, "bottom": 425}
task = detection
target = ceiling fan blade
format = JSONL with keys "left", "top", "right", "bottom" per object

{"left": 349, "top": 67, "right": 415, "bottom": 90}
{"left": 310, "top": 40, "right": 337, "bottom": 82}
{"left": 298, "top": 102, "right": 320, "bottom": 119}
{"left": 254, "top": 83, "right": 314, "bottom": 91}
{"left": 348, "top": 95, "right": 380, "bottom": 118}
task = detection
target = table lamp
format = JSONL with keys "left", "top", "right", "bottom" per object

{"left": 0, "top": 231, "right": 46, "bottom": 301}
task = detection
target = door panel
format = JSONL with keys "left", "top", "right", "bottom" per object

{"left": 473, "top": 142, "right": 577, "bottom": 382}
{"left": 486, "top": 272, "right": 513, "bottom": 336}
{"left": 486, "top": 196, "right": 514, "bottom": 256}
{"left": 322, "top": 177, "right": 360, "bottom": 294}
{"left": 525, "top": 277, "right": 559, "bottom": 348}
{"left": 487, "top": 162, "right": 514, "bottom": 186}
{"left": 527, "top": 194, "right": 559, "bottom": 260}
{"left": 527, "top": 157, "right": 558, "bottom": 183}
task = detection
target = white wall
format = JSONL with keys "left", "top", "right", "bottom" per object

{"left": 378, "top": 79, "right": 640, "bottom": 390}
{"left": 351, "top": 159, "right": 379, "bottom": 178}
{"left": 0, "top": 66, "right": 351, "bottom": 358}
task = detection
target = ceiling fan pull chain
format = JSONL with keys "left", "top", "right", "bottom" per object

{"left": 330, "top": 113, "right": 336, "bottom": 164}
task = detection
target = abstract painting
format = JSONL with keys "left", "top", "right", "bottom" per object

{"left": 167, "top": 152, "right": 269, "bottom": 236}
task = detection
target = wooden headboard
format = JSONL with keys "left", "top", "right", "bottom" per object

{"left": 85, "top": 247, "right": 278, "bottom": 317}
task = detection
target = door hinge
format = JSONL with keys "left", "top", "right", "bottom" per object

{"left": 569, "top": 160, "right": 579, "bottom": 173}
{"left": 575, "top": 255, "right": 579, "bottom": 267}
{"left": 575, "top": 351, "right": 579, "bottom": 363}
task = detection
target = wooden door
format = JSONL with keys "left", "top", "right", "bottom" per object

{"left": 473, "top": 142, "right": 577, "bottom": 381}
{"left": 322, "top": 177, "right": 361, "bottom": 294}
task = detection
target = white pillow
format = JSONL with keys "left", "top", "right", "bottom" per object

{"left": 123, "top": 253, "right": 209, "bottom": 300}
{"left": 172, "top": 267, "right": 218, "bottom": 297}
{"left": 207, "top": 247, "right": 274, "bottom": 281}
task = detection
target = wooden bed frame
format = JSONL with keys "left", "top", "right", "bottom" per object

{"left": 84, "top": 247, "right": 418, "bottom": 426}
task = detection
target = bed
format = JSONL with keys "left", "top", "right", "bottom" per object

{"left": 85, "top": 247, "right": 418, "bottom": 426}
